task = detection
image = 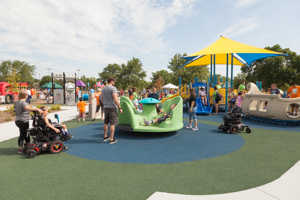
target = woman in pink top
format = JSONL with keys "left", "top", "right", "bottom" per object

{"left": 236, "top": 91, "right": 244, "bottom": 107}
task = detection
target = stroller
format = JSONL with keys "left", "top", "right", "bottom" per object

{"left": 218, "top": 107, "right": 251, "bottom": 134}
{"left": 24, "top": 112, "right": 71, "bottom": 158}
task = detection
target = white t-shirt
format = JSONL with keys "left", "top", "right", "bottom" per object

{"left": 199, "top": 90, "right": 206, "bottom": 96}
{"left": 26, "top": 90, "right": 31, "bottom": 96}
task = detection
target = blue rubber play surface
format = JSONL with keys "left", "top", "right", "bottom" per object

{"left": 65, "top": 121, "right": 244, "bottom": 164}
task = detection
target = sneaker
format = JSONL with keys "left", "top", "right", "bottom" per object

{"left": 92, "top": 118, "right": 95, "bottom": 121}
{"left": 109, "top": 139, "right": 118, "bottom": 144}
{"left": 18, "top": 150, "right": 23, "bottom": 154}
{"left": 143, "top": 118, "right": 149, "bottom": 126}
{"left": 185, "top": 125, "right": 192, "bottom": 129}
{"left": 103, "top": 136, "right": 109, "bottom": 141}
{"left": 192, "top": 127, "right": 198, "bottom": 131}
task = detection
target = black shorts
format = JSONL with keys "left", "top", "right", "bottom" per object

{"left": 157, "top": 116, "right": 168, "bottom": 124}
{"left": 104, "top": 108, "right": 118, "bottom": 125}
{"left": 96, "top": 104, "right": 103, "bottom": 113}
{"left": 290, "top": 103, "right": 299, "bottom": 108}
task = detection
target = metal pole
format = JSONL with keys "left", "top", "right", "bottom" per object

{"left": 210, "top": 54, "right": 213, "bottom": 86}
{"left": 225, "top": 54, "right": 229, "bottom": 112}
{"left": 213, "top": 54, "right": 216, "bottom": 87}
{"left": 231, "top": 53, "right": 233, "bottom": 88}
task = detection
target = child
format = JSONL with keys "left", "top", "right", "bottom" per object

{"left": 46, "top": 94, "right": 51, "bottom": 104}
{"left": 40, "top": 106, "right": 73, "bottom": 140}
{"left": 209, "top": 86, "right": 222, "bottom": 115}
{"left": 236, "top": 91, "right": 244, "bottom": 107}
{"left": 199, "top": 86, "right": 207, "bottom": 106}
{"left": 144, "top": 104, "right": 176, "bottom": 126}
{"left": 263, "top": 101, "right": 268, "bottom": 109}
{"left": 267, "top": 88, "right": 271, "bottom": 94}
{"left": 77, "top": 97, "right": 91, "bottom": 122}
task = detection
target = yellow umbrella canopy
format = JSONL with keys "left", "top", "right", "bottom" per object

{"left": 182, "top": 36, "right": 286, "bottom": 68}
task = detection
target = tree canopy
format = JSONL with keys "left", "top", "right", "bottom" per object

{"left": 151, "top": 70, "right": 172, "bottom": 86}
{"left": 241, "top": 44, "right": 300, "bottom": 90}
{"left": 167, "top": 53, "right": 209, "bottom": 85}
{"left": 0, "top": 60, "right": 36, "bottom": 86}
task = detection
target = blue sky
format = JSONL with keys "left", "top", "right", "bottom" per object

{"left": 0, "top": 0, "right": 299, "bottom": 82}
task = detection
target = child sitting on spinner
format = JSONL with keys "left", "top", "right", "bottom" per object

{"left": 40, "top": 106, "right": 73, "bottom": 140}
{"left": 143, "top": 103, "right": 176, "bottom": 126}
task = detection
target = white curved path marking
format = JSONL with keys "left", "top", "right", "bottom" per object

{"left": 148, "top": 161, "right": 300, "bottom": 200}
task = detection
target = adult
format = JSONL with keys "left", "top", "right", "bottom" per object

{"left": 270, "top": 84, "right": 280, "bottom": 95}
{"left": 148, "top": 87, "right": 158, "bottom": 99}
{"left": 120, "top": 89, "right": 124, "bottom": 96}
{"left": 90, "top": 88, "right": 104, "bottom": 121}
{"left": 238, "top": 81, "right": 246, "bottom": 93}
{"left": 101, "top": 77, "right": 122, "bottom": 144}
{"left": 76, "top": 87, "right": 80, "bottom": 101}
{"left": 209, "top": 86, "right": 222, "bottom": 115}
{"left": 15, "top": 90, "right": 43, "bottom": 153}
{"left": 26, "top": 87, "right": 31, "bottom": 104}
{"left": 287, "top": 81, "right": 300, "bottom": 116}
{"left": 185, "top": 88, "right": 198, "bottom": 130}
{"left": 30, "top": 88, "right": 36, "bottom": 102}
{"left": 146, "top": 87, "right": 150, "bottom": 94}
{"left": 143, "top": 88, "right": 146, "bottom": 93}
{"left": 228, "top": 88, "right": 237, "bottom": 112}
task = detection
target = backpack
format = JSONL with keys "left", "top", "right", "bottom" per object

{"left": 98, "top": 94, "right": 103, "bottom": 105}
{"left": 215, "top": 91, "right": 222, "bottom": 101}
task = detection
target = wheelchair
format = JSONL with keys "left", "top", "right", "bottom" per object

{"left": 24, "top": 112, "right": 71, "bottom": 158}
{"left": 218, "top": 107, "right": 251, "bottom": 134}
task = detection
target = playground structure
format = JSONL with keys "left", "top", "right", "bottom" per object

{"left": 117, "top": 96, "right": 183, "bottom": 132}
{"left": 0, "top": 82, "right": 28, "bottom": 104}
{"left": 51, "top": 73, "right": 76, "bottom": 105}
{"left": 242, "top": 83, "right": 300, "bottom": 125}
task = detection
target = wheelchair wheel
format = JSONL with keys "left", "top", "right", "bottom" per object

{"left": 26, "top": 150, "right": 37, "bottom": 158}
{"left": 246, "top": 128, "right": 251, "bottom": 133}
{"left": 230, "top": 125, "right": 239, "bottom": 134}
{"left": 50, "top": 140, "right": 64, "bottom": 154}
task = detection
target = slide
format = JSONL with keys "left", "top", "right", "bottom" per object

{"left": 161, "top": 93, "right": 180, "bottom": 104}
{"left": 196, "top": 97, "right": 212, "bottom": 114}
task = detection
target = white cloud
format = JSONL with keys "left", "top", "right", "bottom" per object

{"left": 222, "top": 17, "right": 260, "bottom": 38}
{"left": 235, "top": 0, "right": 260, "bottom": 8}
{"left": 0, "top": 0, "right": 196, "bottom": 68}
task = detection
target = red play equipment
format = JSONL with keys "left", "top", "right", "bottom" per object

{"left": 0, "top": 82, "right": 28, "bottom": 104}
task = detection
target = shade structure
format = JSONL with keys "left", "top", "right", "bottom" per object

{"left": 180, "top": 36, "right": 287, "bottom": 113}
{"left": 41, "top": 82, "right": 62, "bottom": 88}
{"left": 163, "top": 83, "right": 179, "bottom": 89}
{"left": 181, "top": 36, "right": 287, "bottom": 68}
{"left": 76, "top": 80, "right": 86, "bottom": 87}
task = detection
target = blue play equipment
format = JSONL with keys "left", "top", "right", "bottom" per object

{"left": 82, "top": 94, "right": 89, "bottom": 101}
{"left": 192, "top": 82, "right": 212, "bottom": 114}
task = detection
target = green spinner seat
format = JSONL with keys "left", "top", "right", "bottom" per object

{"left": 118, "top": 96, "right": 183, "bottom": 132}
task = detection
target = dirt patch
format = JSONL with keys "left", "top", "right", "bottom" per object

{"left": 0, "top": 109, "right": 64, "bottom": 124}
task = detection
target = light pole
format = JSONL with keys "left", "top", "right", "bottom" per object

{"left": 47, "top": 68, "right": 51, "bottom": 76}
{"left": 39, "top": 74, "right": 40, "bottom": 80}
{"left": 76, "top": 69, "right": 80, "bottom": 80}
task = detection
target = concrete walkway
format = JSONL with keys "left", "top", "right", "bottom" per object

{"left": 1, "top": 105, "right": 299, "bottom": 200}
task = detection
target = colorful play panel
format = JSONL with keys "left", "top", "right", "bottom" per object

{"left": 1, "top": 107, "right": 300, "bottom": 199}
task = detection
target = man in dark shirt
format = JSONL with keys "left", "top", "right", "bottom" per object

{"left": 147, "top": 87, "right": 162, "bottom": 114}
{"left": 270, "top": 84, "right": 280, "bottom": 94}
{"left": 148, "top": 87, "right": 158, "bottom": 99}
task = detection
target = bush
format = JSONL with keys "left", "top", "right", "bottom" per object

{"left": 50, "top": 104, "right": 61, "bottom": 111}
{"left": 4, "top": 117, "right": 12, "bottom": 121}
{"left": 36, "top": 105, "right": 43, "bottom": 109}
{"left": 11, "top": 112, "right": 16, "bottom": 116}
{"left": 6, "top": 105, "right": 14, "bottom": 112}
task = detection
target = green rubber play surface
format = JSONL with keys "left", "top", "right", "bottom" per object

{"left": 1, "top": 118, "right": 300, "bottom": 200}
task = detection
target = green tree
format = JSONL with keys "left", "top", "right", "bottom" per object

{"left": 98, "top": 64, "right": 121, "bottom": 85}
{"left": 167, "top": 53, "right": 209, "bottom": 85}
{"left": 6, "top": 67, "right": 21, "bottom": 92}
{"left": 80, "top": 75, "right": 97, "bottom": 89}
{"left": 0, "top": 60, "right": 36, "bottom": 85}
{"left": 151, "top": 70, "right": 172, "bottom": 86}
{"left": 39, "top": 76, "right": 52, "bottom": 87}
{"left": 233, "top": 73, "right": 247, "bottom": 89}
{"left": 241, "top": 44, "right": 300, "bottom": 89}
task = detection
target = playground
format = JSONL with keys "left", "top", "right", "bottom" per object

{"left": 1, "top": 105, "right": 300, "bottom": 199}
{"left": 1, "top": 36, "right": 300, "bottom": 200}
